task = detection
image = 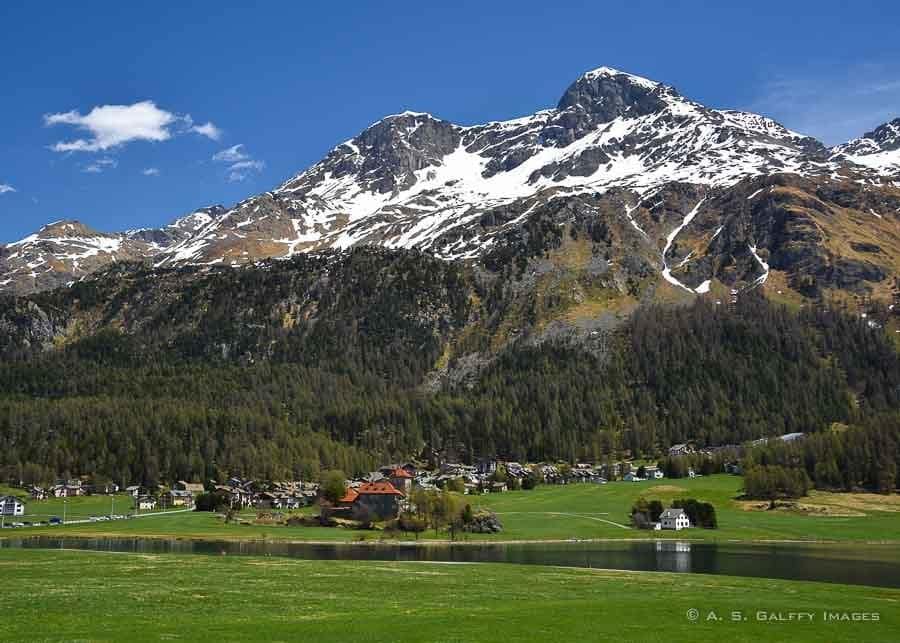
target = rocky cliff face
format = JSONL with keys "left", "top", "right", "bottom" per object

{"left": 2, "top": 66, "right": 899, "bottom": 303}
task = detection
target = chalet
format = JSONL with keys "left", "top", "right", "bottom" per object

{"left": 644, "top": 467, "right": 664, "bottom": 480}
{"left": 173, "top": 481, "right": 205, "bottom": 495}
{"left": 125, "top": 485, "right": 142, "bottom": 497}
{"left": 0, "top": 496, "right": 25, "bottom": 516}
{"left": 387, "top": 467, "right": 413, "bottom": 494}
{"left": 660, "top": 508, "right": 691, "bottom": 530}
{"left": 163, "top": 489, "right": 194, "bottom": 508}
{"left": 490, "top": 481, "right": 508, "bottom": 493}
{"left": 29, "top": 486, "right": 47, "bottom": 501}
{"left": 136, "top": 496, "right": 157, "bottom": 511}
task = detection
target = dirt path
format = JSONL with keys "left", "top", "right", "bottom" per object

{"left": 497, "top": 511, "right": 629, "bottom": 529}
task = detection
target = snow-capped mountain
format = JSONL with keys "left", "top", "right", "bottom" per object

{"left": 156, "top": 67, "right": 836, "bottom": 265}
{"left": 0, "top": 208, "right": 229, "bottom": 294}
{"left": 832, "top": 118, "right": 900, "bottom": 177}
{"left": 2, "top": 66, "right": 899, "bottom": 295}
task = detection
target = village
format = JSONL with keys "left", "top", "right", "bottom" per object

{"left": 0, "top": 437, "right": 766, "bottom": 532}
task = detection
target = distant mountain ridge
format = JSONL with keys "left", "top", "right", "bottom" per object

{"left": 2, "top": 66, "right": 899, "bottom": 296}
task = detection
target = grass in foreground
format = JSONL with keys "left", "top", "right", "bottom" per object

{"left": 9, "top": 475, "right": 900, "bottom": 543}
{"left": 0, "top": 549, "right": 897, "bottom": 642}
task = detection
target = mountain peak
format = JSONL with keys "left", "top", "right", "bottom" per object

{"left": 37, "top": 220, "right": 102, "bottom": 239}
{"left": 577, "top": 66, "right": 660, "bottom": 89}
{"left": 862, "top": 117, "right": 900, "bottom": 150}
{"left": 557, "top": 65, "right": 667, "bottom": 119}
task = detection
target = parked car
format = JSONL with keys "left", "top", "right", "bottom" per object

{"left": 48, "top": 517, "right": 62, "bottom": 525}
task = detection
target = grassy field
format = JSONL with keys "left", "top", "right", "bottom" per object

{"left": 6, "top": 475, "right": 900, "bottom": 543}
{"left": 0, "top": 485, "right": 170, "bottom": 523}
{"left": 0, "top": 548, "right": 897, "bottom": 642}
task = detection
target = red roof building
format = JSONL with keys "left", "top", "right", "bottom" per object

{"left": 357, "top": 481, "right": 405, "bottom": 496}
{"left": 337, "top": 487, "right": 359, "bottom": 505}
{"left": 353, "top": 481, "right": 404, "bottom": 519}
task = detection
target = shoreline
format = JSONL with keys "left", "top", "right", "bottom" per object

{"left": 3, "top": 530, "right": 900, "bottom": 547}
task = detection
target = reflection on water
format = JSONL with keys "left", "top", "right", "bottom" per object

{"left": 655, "top": 541, "right": 691, "bottom": 573}
{"left": 3, "top": 536, "right": 900, "bottom": 588}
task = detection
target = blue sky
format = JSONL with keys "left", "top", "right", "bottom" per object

{"left": 2, "top": 0, "right": 899, "bottom": 243}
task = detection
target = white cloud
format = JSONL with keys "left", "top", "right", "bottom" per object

{"left": 190, "top": 121, "right": 222, "bottom": 141}
{"left": 82, "top": 157, "right": 118, "bottom": 173}
{"left": 227, "top": 160, "right": 266, "bottom": 182}
{"left": 750, "top": 62, "right": 900, "bottom": 145}
{"left": 44, "top": 101, "right": 222, "bottom": 152}
{"left": 142, "top": 167, "right": 160, "bottom": 176}
{"left": 0, "top": 183, "right": 15, "bottom": 194}
{"left": 213, "top": 144, "right": 265, "bottom": 182}
{"left": 212, "top": 144, "right": 249, "bottom": 163}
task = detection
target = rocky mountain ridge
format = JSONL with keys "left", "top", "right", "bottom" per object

{"left": 2, "top": 66, "right": 899, "bottom": 298}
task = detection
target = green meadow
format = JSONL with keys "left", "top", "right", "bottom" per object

{"left": 0, "top": 486, "right": 171, "bottom": 523}
{"left": 6, "top": 475, "right": 900, "bottom": 543}
{"left": 0, "top": 549, "right": 896, "bottom": 642}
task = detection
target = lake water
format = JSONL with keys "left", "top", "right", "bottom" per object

{"left": 3, "top": 536, "right": 900, "bottom": 588}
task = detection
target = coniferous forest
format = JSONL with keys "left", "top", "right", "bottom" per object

{"left": 0, "top": 250, "right": 898, "bottom": 489}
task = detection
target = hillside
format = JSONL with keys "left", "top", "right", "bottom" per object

{"left": 1, "top": 246, "right": 898, "bottom": 485}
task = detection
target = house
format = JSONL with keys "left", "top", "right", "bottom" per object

{"left": 668, "top": 444, "right": 693, "bottom": 457}
{"left": 94, "top": 482, "right": 120, "bottom": 495}
{"left": 29, "top": 486, "right": 47, "bottom": 501}
{"left": 352, "top": 481, "right": 405, "bottom": 520}
{"left": 51, "top": 482, "right": 84, "bottom": 498}
{"left": 0, "top": 496, "right": 25, "bottom": 516}
{"left": 173, "top": 481, "right": 206, "bottom": 495}
{"left": 163, "top": 489, "right": 194, "bottom": 508}
{"left": 505, "top": 462, "right": 527, "bottom": 478}
{"left": 214, "top": 485, "right": 253, "bottom": 508}
{"left": 387, "top": 467, "right": 413, "bottom": 494}
{"left": 476, "top": 458, "right": 497, "bottom": 475}
{"left": 336, "top": 487, "right": 360, "bottom": 507}
{"left": 136, "top": 496, "right": 157, "bottom": 511}
{"left": 660, "top": 508, "right": 691, "bottom": 530}
{"left": 645, "top": 467, "right": 664, "bottom": 480}
{"left": 125, "top": 485, "right": 142, "bottom": 497}
{"left": 490, "top": 481, "right": 508, "bottom": 493}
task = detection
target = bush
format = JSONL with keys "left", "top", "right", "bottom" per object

{"left": 672, "top": 498, "right": 718, "bottom": 529}
{"left": 194, "top": 491, "right": 228, "bottom": 512}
